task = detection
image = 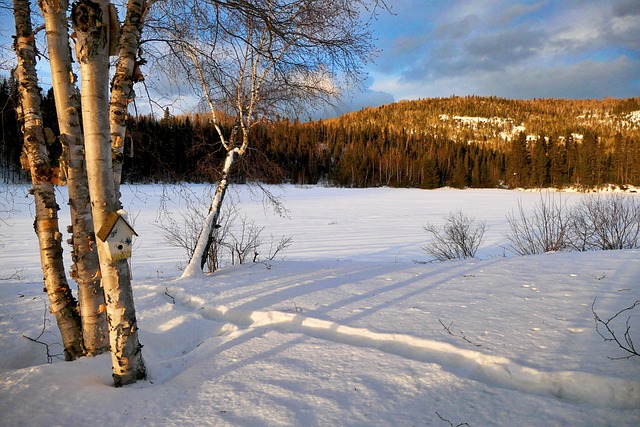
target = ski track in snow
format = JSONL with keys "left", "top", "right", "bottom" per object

{"left": 164, "top": 286, "right": 640, "bottom": 410}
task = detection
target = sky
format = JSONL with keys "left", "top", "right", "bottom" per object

{"left": 335, "top": 0, "right": 640, "bottom": 115}
{"left": 1, "top": 0, "right": 639, "bottom": 118}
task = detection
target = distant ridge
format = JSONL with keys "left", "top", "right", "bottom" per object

{"left": 322, "top": 95, "right": 640, "bottom": 146}
{"left": 257, "top": 95, "right": 640, "bottom": 188}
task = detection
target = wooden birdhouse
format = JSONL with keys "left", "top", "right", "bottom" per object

{"left": 96, "top": 210, "right": 138, "bottom": 262}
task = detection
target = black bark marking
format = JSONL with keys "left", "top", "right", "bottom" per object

{"left": 71, "top": 0, "right": 102, "bottom": 32}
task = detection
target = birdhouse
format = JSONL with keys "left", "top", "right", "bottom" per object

{"left": 96, "top": 210, "right": 138, "bottom": 262}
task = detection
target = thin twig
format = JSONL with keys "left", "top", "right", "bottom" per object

{"left": 592, "top": 298, "right": 639, "bottom": 359}
{"left": 164, "top": 287, "right": 176, "bottom": 304}
{"left": 439, "top": 319, "right": 481, "bottom": 347}
{"left": 21, "top": 299, "right": 64, "bottom": 363}
{"left": 436, "top": 411, "right": 471, "bottom": 427}
{"left": 0, "top": 268, "right": 25, "bottom": 280}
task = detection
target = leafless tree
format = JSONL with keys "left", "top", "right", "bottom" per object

{"left": 158, "top": 184, "right": 292, "bottom": 272}
{"left": 71, "top": 0, "right": 146, "bottom": 385}
{"left": 146, "top": 0, "right": 388, "bottom": 277}
{"left": 12, "top": 0, "right": 84, "bottom": 360}
{"left": 158, "top": 184, "right": 235, "bottom": 273}
{"left": 110, "top": 0, "right": 156, "bottom": 194}
{"left": 38, "top": 0, "right": 108, "bottom": 355}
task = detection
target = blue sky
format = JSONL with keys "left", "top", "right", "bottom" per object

{"left": 336, "top": 0, "right": 640, "bottom": 114}
{"left": 1, "top": 0, "right": 639, "bottom": 118}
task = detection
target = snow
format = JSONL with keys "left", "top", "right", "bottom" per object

{"left": 1, "top": 184, "right": 639, "bottom": 426}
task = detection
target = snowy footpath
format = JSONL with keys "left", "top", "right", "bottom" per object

{"left": 1, "top": 185, "right": 639, "bottom": 426}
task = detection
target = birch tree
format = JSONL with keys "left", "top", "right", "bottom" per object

{"left": 152, "top": 0, "right": 386, "bottom": 277}
{"left": 110, "top": 0, "right": 153, "bottom": 193}
{"left": 12, "top": 0, "right": 84, "bottom": 360}
{"left": 71, "top": 0, "right": 146, "bottom": 385}
{"left": 38, "top": 0, "right": 109, "bottom": 355}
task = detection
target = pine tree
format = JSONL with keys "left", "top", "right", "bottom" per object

{"left": 531, "top": 136, "right": 550, "bottom": 188}
{"left": 507, "top": 132, "right": 530, "bottom": 188}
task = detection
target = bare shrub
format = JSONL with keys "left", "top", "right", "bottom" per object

{"left": 228, "top": 215, "right": 293, "bottom": 265}
{"left": 157, "top": 184, "right": 233, "bottom": 273}
{"left": 158, "top": 184, "right": 292, "bottom": 272}
{"left": 568, "top": 193, "right": 640, "bottom": 251}
{"left": 229, "top": 215, "right": 263, "bottom": 265}
{"left": 423, "top": 210, "right": 486, "bottom": 261}
{"left": 505, "top": 192, "right": 570, "bottom": 256}
{"left": 266, "top": 234, "right": 294, "bottom": 261}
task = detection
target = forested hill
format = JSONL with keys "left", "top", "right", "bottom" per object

{"left": 263, "top": 96, "right": 640, "bottom": 189}
{"left": 327, "top": 96, "right": 640, "bottom": 147}
{"left": 2, "top": 83, "right": 640, "bottom": 190}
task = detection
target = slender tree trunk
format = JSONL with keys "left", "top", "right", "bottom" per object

{"left": 110, "top": 0, "right": 149, "bottom": 194}
{"left": 72, "top": 0, "right": 146, "bottom": 386}
{"left": 181, "top": 148, "right": 239, "bottom": 278}
{"left": 39, "top": 0, "right": 109, "bottom": 355}
{"left": 13, "top": 0, "right": 84, "bottom": 360}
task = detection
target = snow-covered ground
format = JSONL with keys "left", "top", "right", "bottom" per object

{"left": 1, "top": 184, "right": 639, "bottom": 426}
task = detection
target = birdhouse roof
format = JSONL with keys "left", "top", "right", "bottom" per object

{"left": 96, "top": 211, "right": 138, "bottom": 242}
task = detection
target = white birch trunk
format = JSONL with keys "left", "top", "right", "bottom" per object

{"left": 13, "top": 0, "right": 84, "bottom": 360}
{"left": 181, "top": 148, "right": 239, "bottom": 278}
{"left": 110, "top": 0, "right": 149, "bottom": 194}
{"left": 72, "top": 0, "right": 146, "bottom": 385}
{"left": 39, "top": 0, "right": 109, "bottom": 355}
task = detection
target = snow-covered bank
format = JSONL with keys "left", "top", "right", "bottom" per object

{"left": 1, "top": 185, "right": 639, "bottom": 426}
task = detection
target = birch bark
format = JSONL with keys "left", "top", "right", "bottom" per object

{"left": 38, "top": 0, "right": 109, "bottom": 355}
{"left": 179, "top": 17, "right": 267, "bottom": 278}
{"left": 110, "top": 0, "right": 150, "bottom": 194}
{"left": 180, "top": 50, "right": 245, "bottom": 278}
{"left": 72, "top": 0, "right": 146, "bottom": 385}
{"left": 13, "top": 0, "right": 84, "bottom": 360}
{"left": 181, "top": 148, "right": 238, "bottom": 278}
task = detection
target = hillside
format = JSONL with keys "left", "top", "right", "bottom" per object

{"left": 326, "top": 96, "right": 640, "bottom": 145}
{"left": 264, "top": 96, "right": 640, "bottom": 188}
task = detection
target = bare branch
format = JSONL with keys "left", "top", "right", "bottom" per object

{"left": 435, "top": 412, "right": 471, "bottom": 427}
{"left": 21, "top": 299, "right": 65, "bottom": 364}
{"left": 439, "top": 319, "right": 481, "bottom": 347}
{"left": 592, "top": 298, "right": 639, "bottom": 359}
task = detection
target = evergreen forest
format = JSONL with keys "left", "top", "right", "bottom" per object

{"left": 2, "top": 79, "right": 639, "bottom": 190}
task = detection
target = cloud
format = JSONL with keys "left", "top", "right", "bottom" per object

{"left": 462, "top": 28, "right": 546, "bottom": 68}
{"left": 363, "top": 0, "right": 640, "bottom": 104}
{"left": 613, "top": 0, "right": 640, "bottom": 17}
{"left": 491, "top": 1, "right": 547, "bottom": 26}
{"left": 433, "top": 14, "right": 480, "bottom": 39}
{"left": 608, "top": 14, "right": 640, "bottom": 50}
{"left": 481, "top": 56, "right": 640, "bottom": 99}
{"left": 311, "top": 87, "right": 395, "bottom": 120}
{"left": 369, "top": 55, "right": 639, "bottom": 102}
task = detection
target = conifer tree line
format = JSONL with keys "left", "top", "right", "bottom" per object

{"left": 3, "top": 86, "right": 639, "bottom": 189}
